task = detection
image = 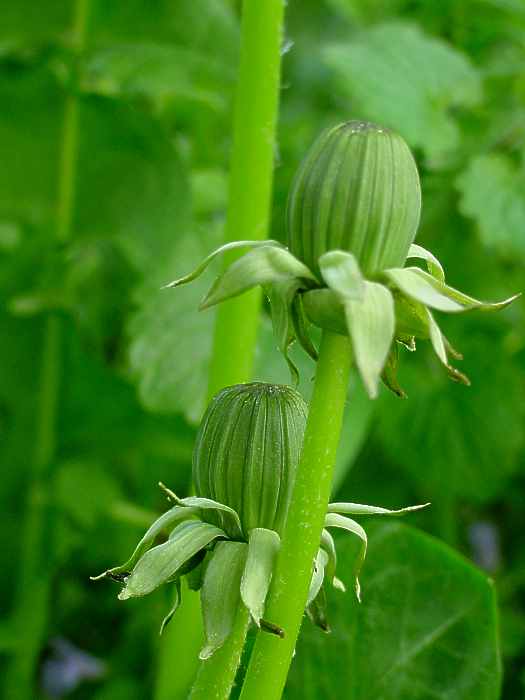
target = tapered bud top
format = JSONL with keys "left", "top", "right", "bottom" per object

{"left": 193, "top": 383, "right": 307, "bottom": 536}
{"left": 287, "top": 121, "right": 421, "bottom": 277}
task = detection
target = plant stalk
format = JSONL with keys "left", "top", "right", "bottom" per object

{"left": 207, "top": 0, "right": 286, "bottom": 398}
{"left": 157, "top": 2, "right": 286, "bottom": 698}
{"left": 6, "top": 2, "right": 88, "bottom": 698}
{"left": 240, "top": 331, "right": 352, "bottom": 700}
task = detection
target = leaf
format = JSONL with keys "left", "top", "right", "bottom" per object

{"left": 456, "top": 153, "right": 525, "bottom": 258}
{"left": 240, "top": 528, "right": 281, "bottom": 626}
{"left": 344, "top": 281, "right": 395, "bottom": 399}
{"left": 376, "top": 329, "right": 525, "bottom": 503}
{"left": 199, "top": 541, "right": 247, "bottom": 660}
{"left": 319, "top": 250, "right": 365, "bottom": 301}
{"left": 322, "top": 22, "right": 482, "bottom": 165}
{"left": 288, "top": 523, "right": 501, "bottom": 700}
{"left": 307, "top": 549, "right": 329, "bottom": 607}
{"left": 118, "top": 521, "right": 225, "bottom": 599}
{"left": 407, "top": 244, "right": 445, "bottom": 282}
{"left": 328, "top": 502, "right": 430, "bottom": 517}
{"left": 325, "top": 513, "right": 367, "bottom": 601}
{"left": 162, "top": 489, "right": 243, "bottom": 540}
{"left": 384, "top": 267, "right": 518, "bottom": 313}
{"left": 159, "top": 579, "right": 182, "bottom": 635}
{"left": 201, "top": 245, "right": 316, "bottom": 310}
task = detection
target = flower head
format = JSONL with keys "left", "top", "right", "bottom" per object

{"left": 165, "top": 121, "right": 518, "bottom": 397}
{"left": 92, "top": 382, "right": 427, "bottom": 655}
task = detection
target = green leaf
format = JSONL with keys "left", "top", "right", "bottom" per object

{"left": 385, "top": 267, "right": 518, "bottom": 313}
{"left": 323, "top": 22, "right": 482, "bottom": 165}
{"left": 344, "top": 281, "right": 395, "bottom": 399}
{"left": 160, "top": 579, "right": 182, "bottom": 635}
{"left": 240, "top": 528, "right": 281, "bottom": 626}
{"left": 162, "top": 488, "right": 243, "bottom": 540}
{"left": 92, "top": 505, "right": 199, "bottom": 581}
{"left": 320, "top": 529, "right": 338, "bottom": 587}
{"left": 376, "top": 330, "right": 525, "bottom": 503}
{"left": 324, "top": 512, "right": 367, "bottom": 601}
{"left": 456, "top": 153, "right": 525, "bottom": 258}
{"left": 267, "top": 278, "right": 304, "bottom": 384}
{"left": 200, "top": 245, "right": 316, "bottom": 310}
{"left": 407, "top": 243, "right": 445, "bottom": 282}
{"left": 307, "top": 549, "right": 329, "bottom": 607}
{"left": 199, "top": 541, "right": 247, "bottom": 660}
{"left": 163, "top": 240, "right": 283, "bottom": 290}
{"left": 118, "top": 520, "right": 225, "bottom": 599}
{"left": 328, "top": 502, "right": 430, "bottom": 517}
{"left": 319, "top": 250, "right": 364, "bottom": 301}
{"left": 287, "top": 523, "right": 501, "bottom": 700}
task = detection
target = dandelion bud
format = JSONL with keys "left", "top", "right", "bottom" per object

{"left": 287, "top": 121, "right": 421, "bottom": 277}
{"left": 193, "top": 383, "right": 307, "bottom": 536}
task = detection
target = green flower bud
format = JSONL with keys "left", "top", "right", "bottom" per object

{"left": 193, "top": 383, "right": 307, "bottom": 536}
{"left": 287, "top": 121, "right": 421, "bottom": 278}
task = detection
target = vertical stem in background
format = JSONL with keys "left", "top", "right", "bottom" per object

{"left": 240, "top": 331, "right": 352, "bottom": 700}
{"left": 207, "top": 0, "right": 286, "bottom": 398}
{"left": 156, "top": 2, "right": 286, "bottom": 699}
{"left": 6, "top": 2, "right": 88, "bottom": 698}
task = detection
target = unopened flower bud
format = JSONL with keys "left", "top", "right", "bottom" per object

{"left": 193, "top": 383, "right": 307, "bottom": 536}
{"left": 287, "top": 121, "right": 421, "bottom": 277}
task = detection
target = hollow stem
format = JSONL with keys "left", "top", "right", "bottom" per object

{"left": 158, "top": 2, "right": 286, "bottom": 698}
{"left": 5, "top": 2, "right": 88, "bottom": 698}
{"left": 240, "top": 331, "right": 352, "bottom": 700}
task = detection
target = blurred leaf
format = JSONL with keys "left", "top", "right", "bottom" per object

{"left": 54, "top": 461, "right": 122, "bottom": 530}
{"left": 375, "top": 328, "right": 525, "bottom": 503}
{"left": 287, "top": 522, "right": 501, "bottom": 700}
{"left": 323, "top": 22, "right": 482, "bottom": 166}
{"left": 456, "top": 153, "right": 525, "bottom": 257}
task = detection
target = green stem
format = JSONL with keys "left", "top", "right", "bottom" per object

{"left": 157, "top": 2, "right": 286, "bottom": 698}
{"left": 207, "top": 0, "right": 285, "bottom": 398}
{"left": 189, "top": 608, "right": 251, "bottom": 700}
{"left": 240, "top": 331, "right": 352, "bottom": 700}
{"left": 6, "top": 3, "right": 87, "bottom": 698}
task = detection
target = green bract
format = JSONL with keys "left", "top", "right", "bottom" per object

{"left": 165, "top": 121, "right": 518, "bottom": 398}
{"left": 92, "top": 382, "right": 427, "bottom": 657}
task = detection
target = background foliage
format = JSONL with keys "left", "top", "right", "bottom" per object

{"left": 1, "top": 1, "right": 524, "bottom": 698}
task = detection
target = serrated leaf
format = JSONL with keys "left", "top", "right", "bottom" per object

{"left": 199, "top": 541, "right": 247, "bottom": 660}
{"left": 457, "top": 153, "right": 525, "bottom": 257}
{"left": 323, "top": 22, "right": 482, "bottom": 165}
{"left": 240, "top": 528, "right": 280, "bottom": 626}
{"left": 376, "top": 330, "right": 525, "bottom": 503}
{"left": 287, "top": 523, "right": 501, "bottom": 700}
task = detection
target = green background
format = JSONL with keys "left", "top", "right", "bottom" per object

{"left": 1, "top": 1, "right": 524, "bottom": 698}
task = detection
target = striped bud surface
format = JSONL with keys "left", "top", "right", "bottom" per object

{"left": 193, "top": 383, "right": 307, "bottom": 537}
{"left": 287, "top": 121, "right": 421, "bottom": 278}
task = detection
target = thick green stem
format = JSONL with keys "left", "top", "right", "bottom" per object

{"left": 207, "top": 0, "right": 285, "bottom": 398}
{"left": 6, "top": 2, "right": 88, "bottom": 698}
{"left": 157, "top": 2, "right": 285, "bottom": 698}
{"left": 189, "top": 607, "right": 251, "bottom": 700}
{"left": 240, "top": 331, "right": 352, "bottom": 700}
